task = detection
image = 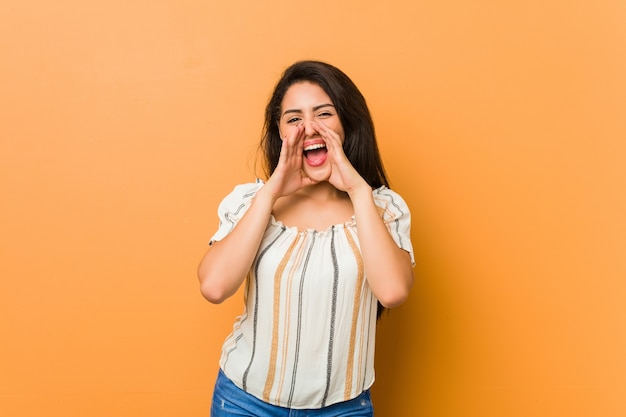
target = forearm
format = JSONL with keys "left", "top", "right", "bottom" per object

{"left": 349, "top": 185, "right": 414, "bottom": 308}
{"left": 198, "top": 186, "right": 277, "bottom": 304}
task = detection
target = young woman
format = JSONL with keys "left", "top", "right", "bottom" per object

{"left": 198, "top": 60, "right": 414, "bottom": 416}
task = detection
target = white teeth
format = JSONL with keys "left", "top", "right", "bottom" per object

{"left": 304, "top": 143, "right": 326, "bottom": 151}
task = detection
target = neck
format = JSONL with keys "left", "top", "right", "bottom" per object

{"left": 297, "top": 181, "right": 346, "bottom": 201}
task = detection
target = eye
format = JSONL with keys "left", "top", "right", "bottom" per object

{"left": 317, "top": 111, "right": 333, "bottom": 118}
{"left": 287, "top": 116, "right": 301, "bottom": 124}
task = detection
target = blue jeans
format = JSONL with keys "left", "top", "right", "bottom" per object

{"left": 211, "top": 369, "right": 374, "bottom": 417}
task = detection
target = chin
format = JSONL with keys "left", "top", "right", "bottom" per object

{"left": 303, "top": 165, "right": 332, "bottom": 183}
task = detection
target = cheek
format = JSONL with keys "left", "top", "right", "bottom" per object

{"left": 331, "top": 120, "right": 345, "bottom": 142}
{"left": 279, "top": 123, "right": 296, "bottom": 139}
{"left": 278, "top": 124, "right": 288, "bottom": 139}
{"left": 336, "top": 126, "right": 346, "bottom": 143}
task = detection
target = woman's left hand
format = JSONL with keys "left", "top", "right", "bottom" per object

{"left": 312, "top": 121, "right": 369, "bottom": 194}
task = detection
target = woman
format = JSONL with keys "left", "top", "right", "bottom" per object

{"left": 198, "top": 60, "right": 414, "bottom": 416}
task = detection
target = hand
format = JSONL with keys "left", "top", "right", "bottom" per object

{"left": 265, "top": 124, "right": 317, "bottom": 199}
{"left": 312, "top": 121, "right": 369, "bottom": 194}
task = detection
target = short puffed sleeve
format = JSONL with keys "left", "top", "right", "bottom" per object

{"left": 372, "top": 186, "right": 415, "bottom": 266}
{"left": 208, "top": 180, "right": 264, "bottom": 245}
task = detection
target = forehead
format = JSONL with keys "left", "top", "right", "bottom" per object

{"left": 281, "top": 81, "right": 333, "bottom": 109}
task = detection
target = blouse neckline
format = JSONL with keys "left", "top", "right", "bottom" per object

{"left": 268, "top": 214, "right": 357, "bottom": 235}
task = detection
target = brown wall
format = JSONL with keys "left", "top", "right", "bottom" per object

{"left": 1, "top": 1, "right": 625, "bottom": 416}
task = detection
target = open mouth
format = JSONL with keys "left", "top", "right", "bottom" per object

{"left": 303, "top": 143, "right": 327, "bottom": 162}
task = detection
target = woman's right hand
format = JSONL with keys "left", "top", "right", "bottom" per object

{"left": 264, "top": 124, "right": 316, "bottom": 199}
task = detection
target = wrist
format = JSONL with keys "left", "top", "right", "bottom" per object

{"left": 347, "top": 182, "right": 373, "bottom": 201}
{"left": 254, "top": 184, "right": 279, "bottom": 209}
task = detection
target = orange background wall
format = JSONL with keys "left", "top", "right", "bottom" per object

{"left": 1, "top": 1, "right": 625, "bottom": 416}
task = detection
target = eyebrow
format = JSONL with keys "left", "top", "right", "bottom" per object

{"left": 282, "top": 103, "right": 335, "bottom": 117}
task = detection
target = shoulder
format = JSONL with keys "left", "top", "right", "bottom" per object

{"left": 210, "top": 180, "right": 266, "bottom": 243}
{"left": 228, "top": 179, "right": 265, "bottom": 197}
{"left": 372, "top": 186, "right": 410, "bottom": 213}
{"left": 216, "top": 180, "right": 265, "bottom": 215}
{"left": 372, "top": 186, "right": 414, "bottom": 263}
{"left": 220, "top": 180, "right": 265, "bottom": 202}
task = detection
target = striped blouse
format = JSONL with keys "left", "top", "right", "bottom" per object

{"left": 209, "top": 180, "right": 414, "bottom": 409}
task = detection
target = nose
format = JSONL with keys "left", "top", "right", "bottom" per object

{"left": 303, "top": 120, "right": 317, "bottom": 137}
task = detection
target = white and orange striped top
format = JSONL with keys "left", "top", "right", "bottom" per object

{"left": 209, "top": 180, "right": 414, "bottom": 409}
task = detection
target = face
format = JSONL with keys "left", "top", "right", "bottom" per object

{"left": 279, "top": 81, "right": 345, "bottom": 181}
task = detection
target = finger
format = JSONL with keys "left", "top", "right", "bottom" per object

{"left": 288, "top": 124, "right": 306, "bottom": 157}
{"left": 312, "top": 121, "right": 341, "bottom": 150}
{"left": 312, "top": 122, "right": 345, "bottom": 165}
{"left": 294, "top": 124, "right": 306, "bottom": 154}
{"left": 280, "top": 124, "right": 304, "bottom": 161}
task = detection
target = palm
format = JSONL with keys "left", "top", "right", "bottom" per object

{"left": 266, "top": 125, "right": 315, "bottom": 198}
{"left": 315, "top": 123, "right": 366, "bottom": 193}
